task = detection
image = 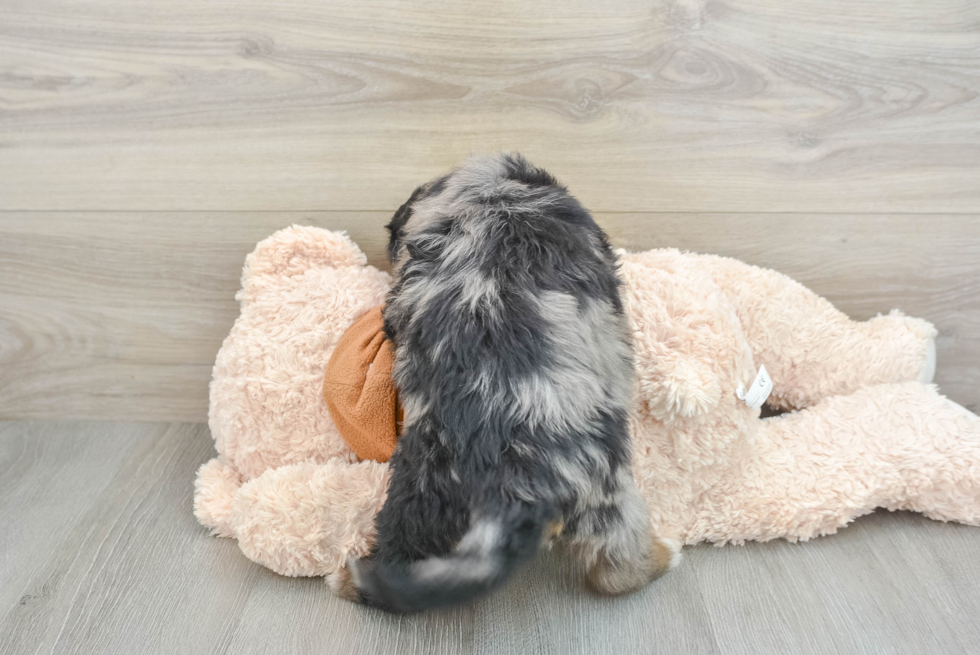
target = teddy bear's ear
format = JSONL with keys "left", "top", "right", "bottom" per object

{"left": 245, "top": 224, "right": 366, "bottom": 277}
{"left": 620, "top": 250, "right": 749, "bottom": 422}
{"left": 237, "top": 225, "right": 371, "bottom": 304}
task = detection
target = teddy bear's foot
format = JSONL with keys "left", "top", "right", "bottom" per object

{"left": 943, "top": 398, "right": 977, "bottom": 421}
{"left": 913, "top": 396, "right": 980, "bottom": 526}
{"left": 586, "top": 535, "right": 681, "bottom": 597}
{"left": 847, "top": 311, "right": 938, "bottom": 391}
{"left": 736, "top": 382, "right": 980, "bottom": 542}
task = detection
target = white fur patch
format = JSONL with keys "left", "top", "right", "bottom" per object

{"left": 413, "top": 557, "right": 497, "bottom": 585}
{"left": 658, "top": 537, "right": 683, "bottom": 570}
{"left": 458, "top": 519, "right": 502, "bottom": 556}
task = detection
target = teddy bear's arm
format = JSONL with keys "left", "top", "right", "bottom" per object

{"left": 620, "top": 252, "right": 750, "bottom": 421}
{"left": 694, "top": 254, "right": 936, "bottom": 410}
{"left": 194, "top": 457, "right": 390, "bottom": 577}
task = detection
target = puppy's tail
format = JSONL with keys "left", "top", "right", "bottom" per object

{"left": 335, "top": 502, "right": 551, "bottom": 613}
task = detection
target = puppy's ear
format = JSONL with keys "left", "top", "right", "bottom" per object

{"left": 385, "top": 185, "right": 424, "bottom": 264}
{"left": 385, "top": 175, "right": 452, "bottom": 265}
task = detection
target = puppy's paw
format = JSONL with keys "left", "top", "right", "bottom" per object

{"left": 651, "top": 536, "right": 682, "bottom": 577}
{"left": 586, "top": 534, "right": 682, "bottom": 597}
{"left": 327, "top": 559, "right": 362, "bottom": 603}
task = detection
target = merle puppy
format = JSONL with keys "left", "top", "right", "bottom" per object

{"left": 329, "top": 153, "right": 679, "bottom": 612}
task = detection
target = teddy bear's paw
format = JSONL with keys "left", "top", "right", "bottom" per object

{"left": 641, "top": 357, "right": 723, "bottom": 421}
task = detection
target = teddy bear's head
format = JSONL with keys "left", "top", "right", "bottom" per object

{"left": 208, "top": 226, "right": 391, "bottom": 480}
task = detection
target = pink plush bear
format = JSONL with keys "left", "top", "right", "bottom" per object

{"left": 195, "top": 226, "right": 980, "bottom": 577}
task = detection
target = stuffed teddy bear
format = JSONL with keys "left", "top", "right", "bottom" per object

{"left": 194, "top": 225, "right": 980, "bottom": 577}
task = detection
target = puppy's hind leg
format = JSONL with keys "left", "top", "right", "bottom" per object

{"left": 566, "top": 472, "right": 681, "bottom": 596}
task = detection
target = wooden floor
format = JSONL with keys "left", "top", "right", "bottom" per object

{"left": 1, "top": 420, "right": 979, "bottom": 655}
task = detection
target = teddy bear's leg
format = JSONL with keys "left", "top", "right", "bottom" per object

{"left": 694, "top": 254, "right": 937, "bottom": 410}
{"left": 887, "top": 392, "right": 980, "bottom": 524}
{"left": 722, "top": 382, "right": 980, "bottom": 544}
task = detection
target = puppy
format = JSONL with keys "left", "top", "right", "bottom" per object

{"left": 328, "top": 153, "right": 679, "bottom": 612}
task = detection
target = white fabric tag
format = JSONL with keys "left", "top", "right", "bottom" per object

{"left": 736, "top": 365, "right": 773, "bottom": 409}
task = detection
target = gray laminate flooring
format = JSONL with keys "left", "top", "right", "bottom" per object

{"left": 2, "top": 421, "right": 979, "bottom": 655}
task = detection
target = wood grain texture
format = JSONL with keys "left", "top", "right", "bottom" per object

{"left": 688, "top": 511, "right": 980, "bottom": 654}
{"left": 0, "top": 422, "right": 260, "bottom": 654}
{"left": 0, "top": 422, "right": 148, "bottom": 616}
{"left": 2, "top": 421, "right": 979, "bottom": 654}
{"left": 1, "top": 213, "right": 977, "bottom": 421}
{"left": 474, "top": 543, "right": 720, "bottom": 655}
{"left": 1, "top": 0, "right": 979, "bottom": 212}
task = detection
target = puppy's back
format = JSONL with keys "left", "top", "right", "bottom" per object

{"left": 384, "top": 153, "right": 633, "bottom": 467}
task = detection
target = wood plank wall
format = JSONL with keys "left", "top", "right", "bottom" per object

{"left": 1, "top": 0, "right": 978, "bottom": 420}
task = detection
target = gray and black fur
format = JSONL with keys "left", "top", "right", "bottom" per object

{"left": 329, "top": 153, "right": 678, "bottom": 613}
